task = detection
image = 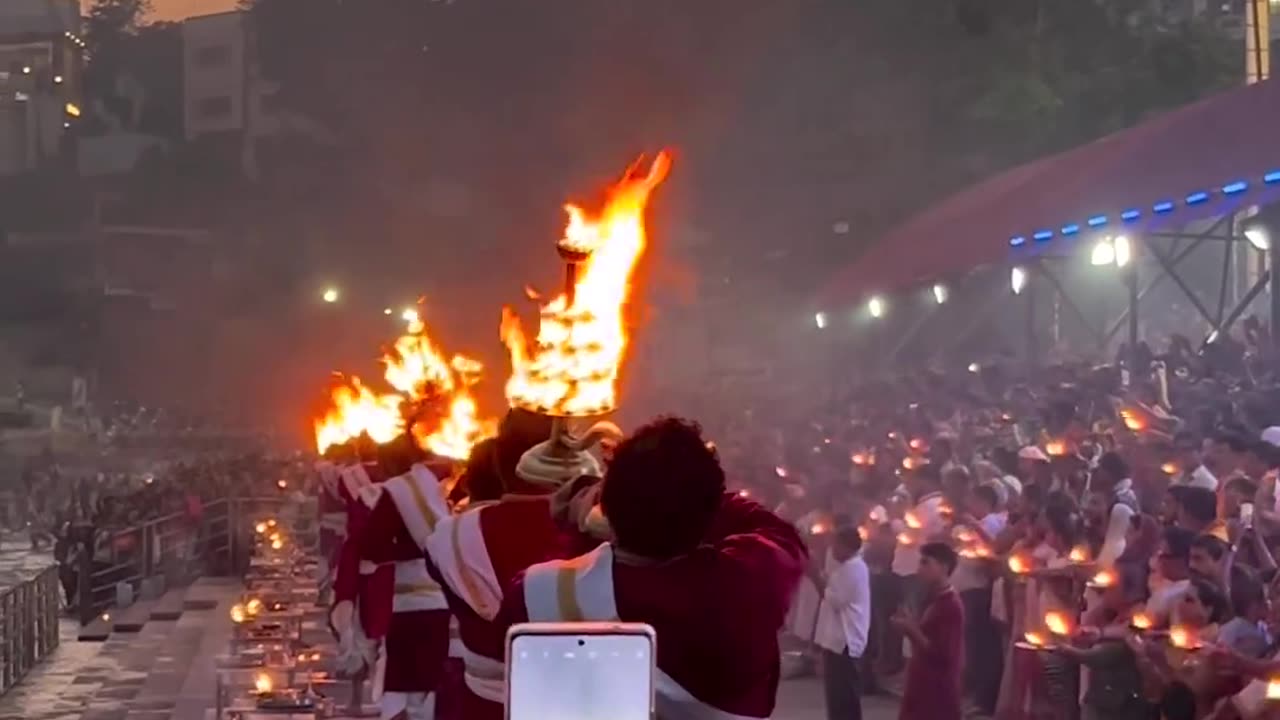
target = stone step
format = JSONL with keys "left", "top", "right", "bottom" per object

{"left": 76, "top": 613, "right": 112, "bottom": 642}
{"left": 112, "top": 597, "right": 158, "bottom": 633}
{"left": 151, "top": 587, "right": 187, "bottom": 621}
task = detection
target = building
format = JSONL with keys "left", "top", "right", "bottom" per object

{"left": 0, "top": 0, "right": 85, "bottom": 176}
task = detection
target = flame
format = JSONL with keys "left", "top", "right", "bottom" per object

{"left": 858, "top": 526, "right": 869, "bottom": 541}
{"left": 896, "top": 532, "right": 916, "bottom": 546}
{"left": 1267, "top": 678, "right": 1280, "bottom": 700}
{"left": 1044, "top": 611, "right": 1071, "bottom": 636}
{"left": 1068, "top": 545, "right": 1091, "bottom": 563}
{"left": 904, "top": 511, "right": 923, "bottom": 530}
{"left": 909, "top": 438, "right": 925, "bottom": 451}
{"left": 1130, "top": 612, "right": 1154, "bottom": 630}
{"left": 1090, "top": 569, "right": 1117, "bottom": 588}
{"left": 1008, "top": 555, "right": 1031, "bottom": 574}
{"left": 230, "top": 604, "right": 247, "bottom": 623}
{"left": 502, "top": 152, "right": 672, "bottom": 417}
{"left": 774, "top": 466, "right": 789, "bottom": 478}
{"left": 255, "top": 522, "right": 267, "bottom": 534}
{"left": 246, "top": 598, "right": 264, "bottom": 616}
{"left": 810, "top": 522, "right": 829, "bottom": 535}
{"left": 1169, "top": 625, "right": 1200, "bottom": 649}
{"left": 1120, "top": 409, "right": 1145, "bottom": 432}
{"left": 1045, "top": 440, "right": 1067, "bottom": 457}
{"left": 954, "top": 527, "right": 977, "bottom": 543}
{"left": 384, "top": 318, "right": 497, "bottom": 460}
{"left": 1161, "top": 462, "right": 1178, "bottom": 476}
{"left": 255, "top": 673, "right": 273, "bottom": 694}
{"left": 851, "top": 452, "right": 869, "bottom": 466}
{"left": 313, "top": 377, "right": 404, "bottom": 454}
{"left": 314, "top": 313, "right": 496, "bottom": 460}
{"left": 1023, "top": 630, "right": 1048, "bottom": 647}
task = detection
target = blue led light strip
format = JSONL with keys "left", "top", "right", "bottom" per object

{"left": 1009, "top": 168, "right": 1280, "bottom": 250}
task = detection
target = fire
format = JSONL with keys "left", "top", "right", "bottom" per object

{"left": 904, "top": 511, "right": 923, "bottom": 530}
{"left": 1267, "top": 678, "right": 1280, "bottom": 700}
{"left": 1023, "top": 630, "right": 1049, "bottom": 647}
{"left": 1120, "top": 409, "right": 1145, "bottom": 432}
{"left": 502, "top": 152, "right": 672, "bottom": 417}
{"left": 254, "top": 672, "right": 273, "bottom": 694}
{"left": 1044, "top": 611, "right": 1071, "bottom": 636}
{"left": 1161, "top": 462, "right": 1179, "bottom": 475}
{"left": 1008, "top": 555, "right": 1031, "bottom": 574}
{"left": 313, "top": 377, "right": 404, "bottom": 454}
{"left": 383, "top": 318, "right": 497, "bottom": 460}
{"left": 1169, "top": 625, "right": 1201, "bottom": 649}
{"left": 1130, "top": 612, "right": 1154, "bottom": 630}
{"left": 1068, "top": 545, "right": 1091, "bottom": 563}
{"left": 313, "top": 314, "right": 497, "bottom": 460}
{"left": 1045, "top": 440, "right": 1067, "bottom": 457}
{"left": 230, "top": 604, "right": 247, "bottom": 623}
{"left": 1089, "top": 569, "right": 1117, "bottom": 588}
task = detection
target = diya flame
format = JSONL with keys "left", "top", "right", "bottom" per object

{"left": 312, "top": 314, "right": 496, "bottom": 460}
{"left": 502, "top": 151, "right": 672, "bottom": 417}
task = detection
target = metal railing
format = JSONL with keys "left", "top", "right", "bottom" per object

{"left": 0, "top": 566, "right": 61, "bottom": 695}
{"left": 76, "top": 496, "right": 318, "bottom": 624}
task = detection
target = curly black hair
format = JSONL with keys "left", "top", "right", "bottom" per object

{"left": 601, "top": 416, "right": 726, "bottom": 560}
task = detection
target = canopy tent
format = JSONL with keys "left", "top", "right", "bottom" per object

{"left": 817, "top": 77, "right": 1280, "bottom": 309}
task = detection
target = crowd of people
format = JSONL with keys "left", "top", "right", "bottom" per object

{"left": 717, "top": 324, "right": 1280, "bottom": 720}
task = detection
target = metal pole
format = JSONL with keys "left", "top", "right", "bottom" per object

{"left": 1026, "top": 264, "right": 1038, "bottom": 366}
{"left": 1270, "top": 248, "right": 1280, "bottom": 344}
{"left": 1127, "top": 241, "right": 1140, "bottom": 355}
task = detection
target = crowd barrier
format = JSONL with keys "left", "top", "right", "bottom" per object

{"left": 74, "top": 496, "right": 318, "bottom": 625}
{"left": 0, "top": 566, "right": 62, "bottom": 695}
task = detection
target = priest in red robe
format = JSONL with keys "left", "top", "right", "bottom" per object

{"left": 329, "top": 456, "right": 394, "bottom": 681}
{"left": 421, "top": 409, "right": 606, "bottom": 720}
{"left": 353, "top": 436, "right": 456, "bottom": 720}
{"left": 498, "top": 416, "right": 809, "bottom": 720}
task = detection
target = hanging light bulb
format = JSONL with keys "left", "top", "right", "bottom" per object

{"left": 1010, "top": 266, "right": 1028, "bottom": 295}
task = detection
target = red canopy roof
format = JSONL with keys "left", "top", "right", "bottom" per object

{"left": 817, "top": 78, "right": 1280, "bottom": 307}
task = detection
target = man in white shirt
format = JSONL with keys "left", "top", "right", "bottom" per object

{"left": 816, "top": 525, "right": 871, "bottom": 720}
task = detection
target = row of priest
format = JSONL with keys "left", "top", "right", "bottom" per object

{"left": 316, "top": 408, "right": 810, "bottom": 720}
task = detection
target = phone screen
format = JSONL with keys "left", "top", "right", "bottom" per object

{"left": 507, "top": 630, "right": 653, "bottom": 720}
{"left": 1242, "top": 503, "right": 1255, "bottom": 529}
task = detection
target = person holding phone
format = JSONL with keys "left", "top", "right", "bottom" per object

{"left": 499, "top": 416, "right": 809, "bottom": 719}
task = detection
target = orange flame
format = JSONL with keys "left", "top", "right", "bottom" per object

{"left": 1130, "top": 612, "right": 1154, "bottom": 630}
{"left": 1120, "top": 409, "right": 1145, "bottom": 432}
{"left": 1044, "top": 611, "right": 1071, "bottom": 636}
{"left": 1008, "top": 555, "right": 1031, "bottom": 574}
{"left": 313, "top": 376, "right": 404, "bottom": 453}
{"left": 1089, "top": 569, "right": 1117, "bottom": 588}
{"left": 1023, "top": 630, "right": 1049, "bottom": 647}
{"left": 1169, "top": 625, "right": 1200, "bottom": 649}
{"left": 502, "top": 152, "right": 672, "bottom": 417}
{"left": 384, "top": 318, "right": 496, "bottom": 460}
{"left": 314, "top": 314, "right": 497, "bottom": 459}
{"left": 1068, "top": 545, "right": 1091, "bottom": 563}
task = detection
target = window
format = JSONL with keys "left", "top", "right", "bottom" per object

{"left": 194, "top": 45, "right": 232, "bottom": 68}
{"left": 196, "top": 96, "right": 232, "bottom": 119}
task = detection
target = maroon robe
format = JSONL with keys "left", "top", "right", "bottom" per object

{"left": 423, "top": 496, "right": 584, "bottom": 720}
{"left": 332, "top": 463, "right": 393, "bottom": 640}
{"left": 899, "top": 586, "right": 964, "bottom": 720}
{"left": 359, "top": 466, "right": 452, "bottom": 697}
{"left": 500, "top": 493, "right": 808, "bottom": 719}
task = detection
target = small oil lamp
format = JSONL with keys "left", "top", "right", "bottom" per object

{"left": 1068, "top": 545, "right": 1091, "bottom": 564}
{"left": 1120, "top": 409, "right": 1145, "bottom": 432}
{"left": 246, "top": 598, "right": 264, "bottom": 616}
{"left": 255, "top": 522, "right": 268, "bottom": 534}
{"left": 1130, "top": 612, "right": 1155, "bottom": 631}
{"left": 904, "top": 511, "right": 923, "bottom": 530}
{"left": 1088, "top": 569, "right": 1117, "bottom": 588}
{"left": 1161, "top": 462, "right": 1179, "bottom": 476}
{"left": 230, "top": 604, "right": 247, "bottom": 623}
{"left": 1008, "top": 554, "right": 1032, "bottom": 575}
{"left": 254, "top": 672, "right": 273, "bottom": 696}
{"left": 1045, "top": 440, "right": 1067, "bottom": 457}
{"left": 270, "top": 537, "right": 284, "bottom": 551}
{"left": 267, "top": 519, "right": 277, "bottom": 528}
{"left": 1021, "top": 630, "right": 1051, "bottom": 649}
{"left": 1169, "top": 626, "right": 1202, "bottom": 650}
{"left": 1044, "top": 611, "right": 1072, "bottom": 637}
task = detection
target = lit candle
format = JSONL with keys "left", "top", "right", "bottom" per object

{"left": 271, "top": 538, "right": 284, "bottom": 550}
{"left": 904, "top": 511, "right": 923, "bottom": 530}
{"left": 1008, "top": 555, "right": 1031, "bottom": 574}
{"left": 267, "top": 519, "right": 277, "bottom": 528}
{"left": 246, "top": 598, "right": 264, "bottom": 616}
{"left": 1130, "top": 612, "right": 1154, "bottom": 631}
{"left": 254, "top": 672, "right": 273, "bottom": 695}
{"left": 1023, "top": 630, "right": 1049, "bottom": 647}
{"left": 255, "top": 522, "right": 268, "bottom": 534}
{"left": 1045, "top": 440, "right": 1067, "bottom": 457}
{"left": 1120, "top": 410, "right": 1144, "bottom": 432}
{"left": 1068, "top": 545, "right": 1090, "bottom": 563}
{"left": 230, "top": 604, "right": 247, "bottom": 623}
{"left": 1161, "top": 462, "right": 1178, "bottom": 476}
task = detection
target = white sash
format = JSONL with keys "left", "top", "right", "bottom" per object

{"left": 424, "top": 506, "right": 503, "bottom": 620}
{"left": 460, "top": 643, "right": 505, "bottom": 703}
{"left": 384, "top": 464, "right": 450, "bottom": 549}
{"left": 392, "top": 560, "right": 447, "bottom": 612}
{"left": 341, "top": 464, "right": 372, "bottom": 502}
{"left": 522, "top": 544, "right": 764, "bottom": 720}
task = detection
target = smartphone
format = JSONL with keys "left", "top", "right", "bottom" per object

{"left": 1242, "top": 502, "right": 1255, "bottom": 529}
{"left": 506, "top": 622, "right": 655, "bottom": 720}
